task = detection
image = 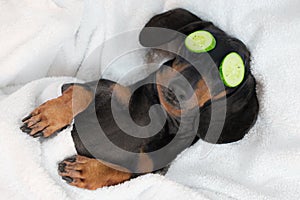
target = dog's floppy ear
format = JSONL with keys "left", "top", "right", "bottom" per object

{"left": 139, "top": 8, "right": 201, "bottom": 47}
{"left": 144, "top": 8, "right": 200, "bottom": 32}
{"left": 198, "top": 73, "right": 259, "bottom": 144}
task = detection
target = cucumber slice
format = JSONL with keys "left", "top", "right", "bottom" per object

{"left": 185, "top": 30, "right": 216, "bottom": 53}
{"left": 219, "top": 52, "right": 245, "bottom": 87}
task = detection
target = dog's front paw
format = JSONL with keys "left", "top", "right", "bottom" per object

{"left": 20, "top": 96, "right": 73, "bottom": 138}
{"left": 58, "top": 155, "right": 132, "bottom": 190}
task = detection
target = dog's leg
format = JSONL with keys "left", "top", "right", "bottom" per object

{"left": 58, "top": 155, "right": 132, "bottom": 190}
{"left": 20, "top": 85, "right": 93, "bottom": 138}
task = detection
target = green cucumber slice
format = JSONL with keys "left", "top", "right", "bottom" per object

{"left": 185, "top": 30, "right": 216, "bottom": 53}
{"left": 219, "top": 52, "right": 245, "bottom": 87}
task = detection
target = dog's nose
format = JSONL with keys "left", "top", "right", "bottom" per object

{"left": 170, "top": 86, "right": 186, "bottom": 101}
{"left": 169, "top": 78, "right": 194, "bottom": 101}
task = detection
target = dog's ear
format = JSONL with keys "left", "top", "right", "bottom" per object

{"left": 139, "top": 8, "right": 201, "bottom": 47}
{"left": 197, "top": 74, "right": 259, "bottom": 144}
{"left": 144, "top": 8, "right": 200, "bottom": 31}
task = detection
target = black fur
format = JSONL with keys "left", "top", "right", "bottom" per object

{"left": 68, "top": 8, "right": 259, "bottom": 171}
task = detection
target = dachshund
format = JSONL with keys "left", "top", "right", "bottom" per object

{"left": 20, "top": 8, "right": 259, "bottom": 190}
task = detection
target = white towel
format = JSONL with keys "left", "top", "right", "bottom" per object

{"left": 0, "top": 0, "right": 300, "bottom": 199}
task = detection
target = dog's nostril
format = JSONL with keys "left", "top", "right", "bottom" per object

{"left": 169, "top": 86, "right": 175, "bottom": 93}
{"left": 179, "top": 94, "right": 185, "bottom": 100}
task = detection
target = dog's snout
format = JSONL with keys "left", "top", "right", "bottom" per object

{"left": 169, "top": 77, "right": 194, "bottom": 101}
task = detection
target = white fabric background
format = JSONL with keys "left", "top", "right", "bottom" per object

{"left": 0, "top": 0, "right": 300, "bottom": 199}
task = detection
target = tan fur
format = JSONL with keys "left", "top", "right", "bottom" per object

{"left": 110, "top": 84, "right": 131, "bottom": 106}
{"left": 60, "top": 155, "right": 132, "bottom": 190}
{"left": 24, "top": 85, "right": 93, "bottom": 137}
{"left": 136, "top": 150, "right": 154, "bottom": 173}
{"left": 156, "top": 61, "right": 226, "bottom": 117}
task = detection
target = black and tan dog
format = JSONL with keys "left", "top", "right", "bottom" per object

{"left": 20, "top": 8, "right": 259, "bottom": 190}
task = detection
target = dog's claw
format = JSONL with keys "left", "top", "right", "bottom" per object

{"left": 59, "top": 162, "right": 66, "bottom": 167}
{"left": 20, "top": 124, "right": 27, "bottom": 130}
{"left": 22, "top": 114, "right": 32, "bottom": 122}
{"left": 22, "top": 127, "right": 32, "bottom": 134}
{"left": 65, "top": 156, "right": 76, "bottom": 163}
{"left": 33, "top": 132, "right": 43, "bottom": 138}
{"left": 20, "top": 124, "right": 29, "bottom": 132}
{"left": 62, "top": 176, "right": 73, "bottom": 183}
{"left": 58, "top": 163, "right": 66, "bottom": 173}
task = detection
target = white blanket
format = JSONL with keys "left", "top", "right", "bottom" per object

{"left": 1, "top": 0, "right": 300, "bottom": 199}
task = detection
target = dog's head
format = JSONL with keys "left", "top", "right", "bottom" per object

{"left": 140, "top": 8, "right": 259, "bottom": 143}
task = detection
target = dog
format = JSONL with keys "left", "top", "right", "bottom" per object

{"left": 20, "top": 8, "right": 259, "bottom": 190}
